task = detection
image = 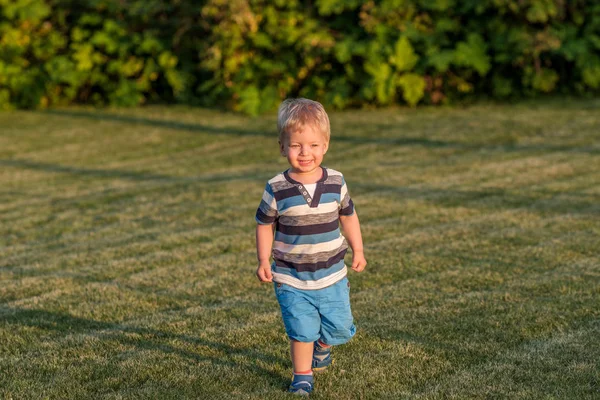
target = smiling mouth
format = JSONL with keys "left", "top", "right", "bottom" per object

{"left": 298, "top": 160, "right": 313, "bottom": 165}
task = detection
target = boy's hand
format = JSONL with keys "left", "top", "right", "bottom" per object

{"left": 351, "top": 251, "right": 367, "bottom": 272}
{"left": 256, "top": 262, "right": 273, "bottom": 282}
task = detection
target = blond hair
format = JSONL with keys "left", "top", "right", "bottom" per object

{"left": 277, "top": 98, "right": 330, "bottom": 143}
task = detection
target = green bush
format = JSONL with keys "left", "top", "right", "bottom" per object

{"left": 1, "top": 0, "right": 598, "bottom": 113}
{"left": 199, "top": 0, "right": 600, "bottom": 114}
{"left": 0, "top": 0, "right": 200, "bottom": 109}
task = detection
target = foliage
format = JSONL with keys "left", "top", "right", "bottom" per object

{"left": 200, "top": 0, "right": 600, "bottom": 113}
{"left": 0, "top": 0, "right": 203, "bottom": 109}
{"left": 0, "top": 0, "right": 599, "bottom": 113}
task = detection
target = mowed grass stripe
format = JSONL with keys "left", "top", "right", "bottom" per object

{"left": 3, "top": 272, "right": 590, "bottom": 399}
{"left": 4, "top": 220, "right": 594, "bottom": 326}
{"left": 0, "top": 168, "right": 273, "bottom": 225}
{"left": 1, "top": 212, "right": 596, "bottom": 300}
{"left": 2, "top": 196, "right": 594, "bottom": 305}
{"left": 412, "top": 323, "right": 599, "bottom": 399}
{"left": 0, "top": 178, "right": 263, "bottom": 240}
{"left": 3, "top": 203, "right": 508, "bottom": 288}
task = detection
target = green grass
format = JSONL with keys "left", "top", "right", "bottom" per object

{"left": 1, "top": 99, "right": 599, "bottom": 399}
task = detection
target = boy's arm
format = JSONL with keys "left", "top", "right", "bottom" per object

{"left": 256, "top": 223, "right": 274, "bottom": 282}
{"left": 339, "top": 212, "right": 367, "bottom": 272}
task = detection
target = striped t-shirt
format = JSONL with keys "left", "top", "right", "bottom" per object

{"left": 255, "top": 167, "right": 355, "bottom": 290}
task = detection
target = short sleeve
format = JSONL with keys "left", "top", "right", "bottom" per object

{"left": 339, "top": 176, "right": 355, "bottom": 216}
{"left": 255, "top": 182, "right": 278, "bottom": 224}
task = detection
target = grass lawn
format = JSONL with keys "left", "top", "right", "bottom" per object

{"left": 1, "top": 99, "right": 599, "bottom": 399}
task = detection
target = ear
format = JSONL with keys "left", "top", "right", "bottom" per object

{"left": 323, "top": 141, "right": 329, "bottom": 154}
{"left": 279, "top": 140, "right": 286, "bottom": 157}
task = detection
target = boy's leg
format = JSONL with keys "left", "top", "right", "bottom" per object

{"left": 312, "top": 340, "right": 333, "bottom": 371}
{"left": 291, "top": 340, "right": 314, "bottom": 372}
{"left": 289, "top": 338, "right": 315, "bottom": 395}
{"left": 314, "top": 277, "right": 356, "bottom": 370}
{"left": 274, "top": 283, "right": 320, "bottom": 394}
{"left": 319, "top": 277, "right": 355, "bottom": 345}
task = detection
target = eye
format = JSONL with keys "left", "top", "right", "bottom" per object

{"left": 290, "top": 144, "right": 300, "bottom": 148}
{"left": 311, "top": 144, "right": 319, "bottom": 147}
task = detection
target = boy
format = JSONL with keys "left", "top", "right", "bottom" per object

{"left": 255, "top": 98, "right": 367, "bottom": 396}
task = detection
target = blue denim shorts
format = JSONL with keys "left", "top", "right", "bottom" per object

{"left": 274, "top": 277, "right": 356, "bottom": 345}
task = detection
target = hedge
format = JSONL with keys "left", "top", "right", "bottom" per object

{"left": 1, "top": 0, "right": 599, "bottom": 114}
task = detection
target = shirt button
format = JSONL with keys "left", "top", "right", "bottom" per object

{"left": 303, "top": 191, "right": 307, "bottom": 195}
{"left": 307, "top": 197, "right": 312, "bottom": 202}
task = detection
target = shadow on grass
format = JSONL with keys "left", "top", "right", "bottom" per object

{"left": 0, "top": 158, "right": 269, "bottom": 183}
{"left": 43, "top": 109, "right": 271, "bottom": 138}
{"left": 42, "top": 109, "right": 600, "bottom": 153}
{"left": 42, "top": 109, "right": 463, "bottom": 149}
{"left": 0, "top": 159, "right": 176, "bottom": 181}
{"left": 1, "top": 307, "right": 289, "bottom": 387}
{"left": 0, "top": 157, "right": 271, "bottom": 222}
{"left": 354, "top": 183, "right": 600, "bottom": 217}
{"left": 2, "top": 158, "right": 597, "bottom": 222}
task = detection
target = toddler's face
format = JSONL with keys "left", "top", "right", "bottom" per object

{"left": 280, "top": 125, "right": 328, "bottom": 176}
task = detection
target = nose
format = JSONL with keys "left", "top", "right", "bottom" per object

{"left": 300, "top": 145, "right": 309, "bottom": 155}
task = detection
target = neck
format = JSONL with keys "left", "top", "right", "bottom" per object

{"left": 289, "top": 167, "right": 322, "bottom": 184}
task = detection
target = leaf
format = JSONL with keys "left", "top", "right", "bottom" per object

{"left": 589, "top": 35, "right": 600, "bottom": 51}
{"left": 334, "top": 39, "right": 353, "bottom": 64}
{"left": 158, "top": 52, "right": 178, "bottom": 69}
{"left": 397, "top": 73, "right": 425, "bottom": 107}
{"left": 526, "top": 0, "right": 558, "bottom": 24}
{"left": 325, "top": 77, "right": 352, "bottom": 109}
{"left": 236, "top": 85, "right": 261, "bottom": 116}
{"left": 139, "top": 35, "right": 163, "bottom": 54}
{"left": 365, "top": 61, "right": 395, "bottom": 104}
{"left": 108, "top": 80, "right": 144, "bottom": 106}
{"left": 72, "top": 43, "right": 94, "bottom": 71}
{"left": 582, "top": 64, "right": 600, "bottom": 89}
{"left": 316, "top": 0, "right": 362, "bottom": 16}
{"left": 418, "top": 0, "right": 455, "bottom": 12}
{"left": 251, "top": 32, "right": 273, "bottom": 49}
{"left": 166, "top": 69, "right": 186, "bottom": 94}
{"left": 121, "top": 57, "right": 144, "bottom": 77}
{"left": 0, "top": 89, "right": 13, "bottom": 111}
{"left": 531, "top": 68, "right": 559, "bottom": 92}
{"left": 559, "top": 38, "right": 588, "bottom": 62}
{"left": 492, "top": 74, "right": 513, "bottom": 98}
{"left": 390, "top": 36, "right": 419, "bottom": 72}
{"left": 427, "top": 50, "right": 454, "bottom": 73}
{"left": 454, "top": 33, "right": 490, "bottom": 76}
